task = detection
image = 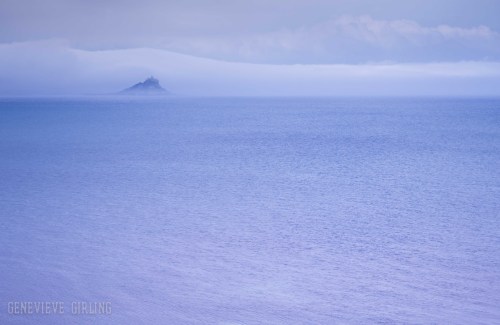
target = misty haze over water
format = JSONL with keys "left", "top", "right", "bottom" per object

{"left": 1, "top": 0, "right": 500, "bottom": 324}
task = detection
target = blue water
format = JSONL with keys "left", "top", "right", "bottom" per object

{"left": 0, "top": 97, "right": 499, "bottom": 324}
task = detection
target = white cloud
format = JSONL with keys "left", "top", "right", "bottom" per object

{"left": 1, "top": 0, "right": 499, "bottom": 64}
{"left": 164, "top": 15, "right": 500, "bottom": 64}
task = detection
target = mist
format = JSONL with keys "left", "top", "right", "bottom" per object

{"left": 0, "top": 1, "right": 499, "bottom": 96}
{"left": 0, "top": 40, "right": 498, "bottom": 96}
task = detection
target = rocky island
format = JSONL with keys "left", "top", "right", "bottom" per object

{"left": 120, "top": 77, "right": 169, "bottom": 95}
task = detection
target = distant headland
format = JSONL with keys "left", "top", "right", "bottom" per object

{"left": 120, "top": 77, "right": 169, "bottom": 95}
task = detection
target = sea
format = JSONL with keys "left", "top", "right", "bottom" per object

{"left": 0, "top": 97, "right": 499, "bottom": 324}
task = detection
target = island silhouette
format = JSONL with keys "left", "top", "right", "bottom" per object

{"left": 120, "top": 77, "right": 169, "bottom": 95}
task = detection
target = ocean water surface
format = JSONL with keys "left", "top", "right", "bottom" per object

{"left": 0, "top": 97, "right": 499, "bottom": 324}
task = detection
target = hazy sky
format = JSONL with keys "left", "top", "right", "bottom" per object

{"left": 0, "top": 0, "right": 499, "bottom": 95}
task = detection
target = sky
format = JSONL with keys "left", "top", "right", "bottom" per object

{"left": 0, "top": 0, "right": 499, "bottom": 96}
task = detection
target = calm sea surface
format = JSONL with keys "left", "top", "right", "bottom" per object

{"left": 0, "top": 97, "right": 499, "bottom": 324}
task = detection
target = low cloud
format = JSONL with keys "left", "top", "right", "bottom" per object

{"left": 0, "top": 40, "right": 499, "bottom": 96}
